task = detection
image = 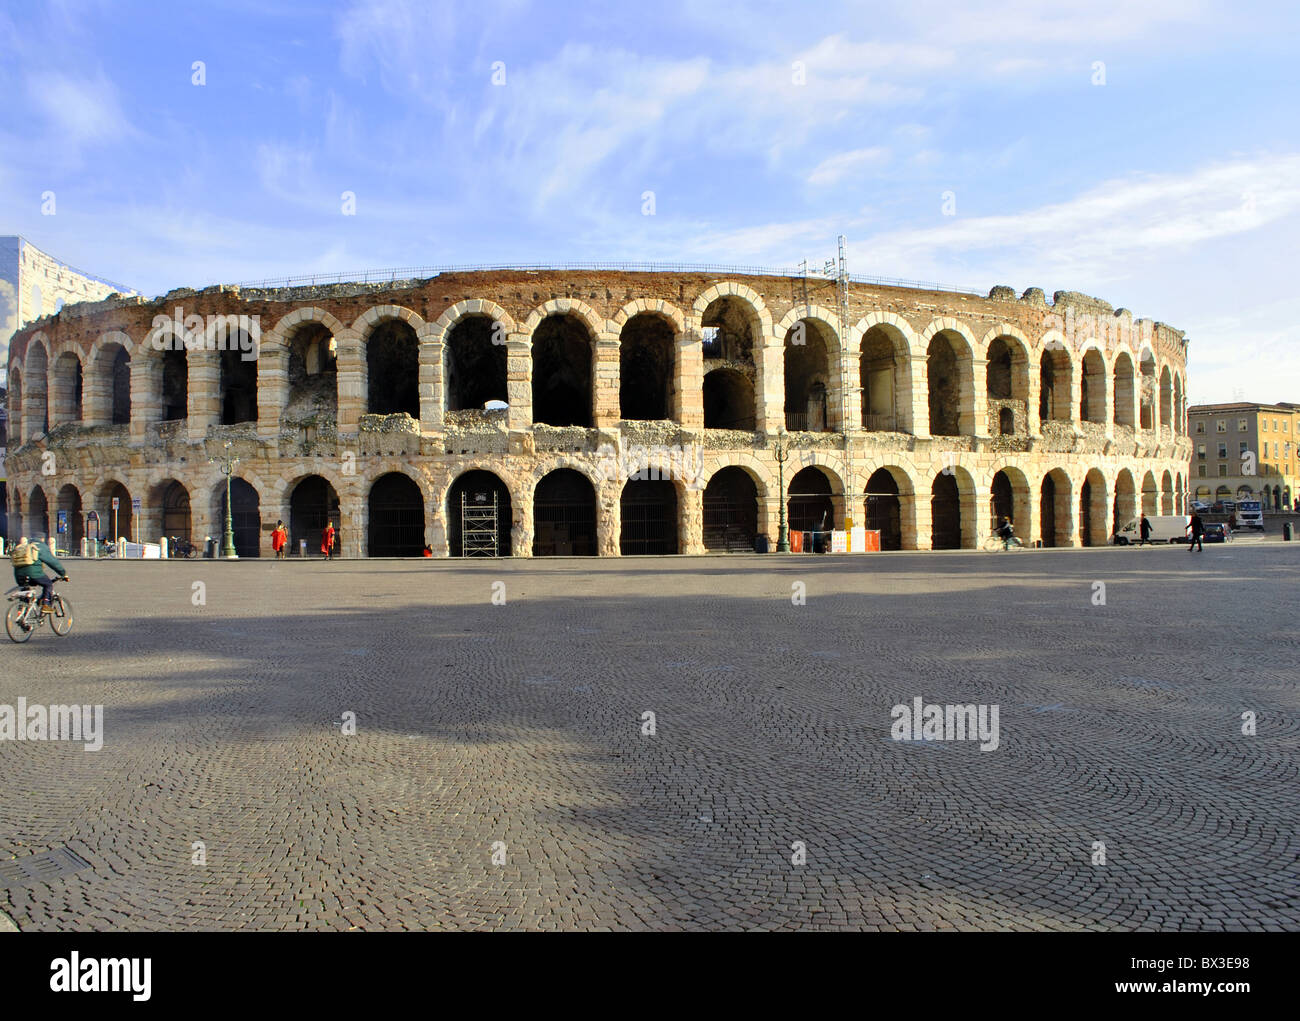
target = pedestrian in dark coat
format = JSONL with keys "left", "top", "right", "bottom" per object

{"left": 1187, "top": 513, "right": 1205, "bottom": 552}
{"left": 1139, "top": 514, "right": 1152, "bottom": 545}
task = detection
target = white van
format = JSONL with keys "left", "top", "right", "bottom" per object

{"left": 1235, "top": 500, "right": 1264, "bottom": 531}
{"left": 1114, "top": 515, "right": 1192, "bottom": 544}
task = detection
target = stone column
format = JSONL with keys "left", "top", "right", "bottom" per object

{"left": 592, "top": 334, "right": 620, "bottom": 428}
{"left": 188, "top": 353, "right": 220, "bottom": 442}
{"left": 899, "top": 487, "right": 920, "bottom": 550}
{"left": 755, "top": 335, "right": 782, "bottom": 434}
{"left": 680, "top": 483, "right": 704, "bottom": 554}
{"left": 512, "top": 485, "right": 534, "bottom": 557}
{"left": 676, "top": 330, "right": 704, "bottom": 429}
{"left": 838, "top": 347, "right": 862, "bottom": 438}
{"left": 257, "top": 346, "right": 288, "bottom": 442}
{"left": 335, "top": 331, "right": 364, "bottom": 434}
{"left": 1102, "top": 368, "right": 1115, "bottom": 441}
{"left": 597, "top": 482, "right": 621, "bottom": 556}
{"left": 1026, "top": 368, "right": 1042, "bottom": 437}
{"left": 906, "top": 353, "right": 929, "bottom": 437}
{"left": 966, "top": 356, "right": 987, "bottom": 437}
{"left": 506, "top": 335, "right": 532, "bottom": 430}
{"left": 915, "top": 487, "right": 934, "bottom": 550}
{"left": 341, "top": 486, "right": 365, "bottom": 559}
{"left": 418, "top": 330, "right": 444, "bottom": 432}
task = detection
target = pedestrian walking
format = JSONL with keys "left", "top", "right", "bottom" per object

{"left": 1187, "top": 511, "right": 1204, "bottom": 552}
{"left": 271, "top": 520, "right": 288, "bottom": 559}
{"left": 1139, "top": 513, "right": 1152, "bottom": 546}
{"left": 321, "top": 522, "right": 336, "bottom": 561}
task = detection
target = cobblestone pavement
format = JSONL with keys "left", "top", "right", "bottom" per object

{"left": 1, "top": 544, "right": 1296, "bottom": 931}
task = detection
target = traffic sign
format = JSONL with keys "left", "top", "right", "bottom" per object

{"left": 111, "top": 497, "right": 119, "bottom": 511}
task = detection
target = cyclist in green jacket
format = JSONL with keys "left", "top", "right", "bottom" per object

{"left": 10, "top": 537, "right": 69, "bottom": 613}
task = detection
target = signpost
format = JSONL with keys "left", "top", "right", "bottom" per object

{"left": 131, "top": 496, "right": 142, "bottom": 544}
{"left": 111, "top": 497, "right": 119, "bottom": 545}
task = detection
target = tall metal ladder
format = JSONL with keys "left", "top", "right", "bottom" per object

{"left": 461, "top": 491, "right": 499, "bottom": 557}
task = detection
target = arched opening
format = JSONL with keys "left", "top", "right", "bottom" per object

{"left": 703, "top": 467, "right": 758, "bottom": 552}
{"left": 931, "top": 473, "right": 961, "bottom": 550}
{"left": 219, "top": 336, "right": 257, "bottom": 424}
{"left": 159, "top": 481, "right": 192, "bottom": 543}
{"left": 532, "top": 314, "right": 593, "bottom": 427}
{"left": 111, "top": 345, "right": 132, "bottom": 424}
{"left": 1194, "top": 483, "right": 1212, "bottom": 504}
{"left": 860, "top": 325, "right": 905, "bottom": 432}
{"left": 446, "top": 315, "right": 506, "bottom": 413}
{"left": 1039, "top": 470, "right": 1072, "bottom": 547}
{"left": 367, "top": 319, "right": 420, "bottom": 417}
{"left": 998, "top": 407, "right": 1014, "bottom": 435}
{"left": 788, "top": 466, "right": 835, "bottom": 537}
{"left": 702, "top": 368, "right": 755, "bottom": 430}
{"left": 533, "top": 469, "right": 597, "bottom": 556}
{"left": 1039, "top": 348, "right": 1070, "bottom": 422}
{"left": 1160, "top": 367, "right": 1173, "bottom": 429}
{"left": 620, "top": 479, "right": 678, "bottom": 555}
{"left": 1141, "top": 472, "right": 1158, "bottom": 515}
{"left": 926, "top": 332, "right": 964, "bottom": 436}
{"left": 619, "top": 314, "right": 674, "bottom": 421}
{"left": 1081, "top": 469, "right": 1108, "bottom": 547}
{"left": 1114, "top": 470, "right": 1137, "bottom": 538}
{"left": 286, "top": 322, "right": 338, "bottom": 418}
{"left": 162, "top": 348, "right": 188, "bottom": 420}
{"left": 986, "top": 337, "right": 1013, "bottom": 400}
{"left": 986, "top": 335, "right": 1029, "bottom": 436}
{"left": 290, "top": 475, "right": 341, "bottom": 557}
{"left": 1112, "top": 352, "right": 1136, "bottom": 428}
{"left": 55, "top": 484, "right": 83, "bottom": 549}
{"left": 1161, "top": 471, "right": 1174, "bottom": 515}
{"left": 1176, "top": 473, "right": 1185, "bottom": 513}
{"left": 1080, "top": 349, "right": 1106, "bottom": 423}
{"left": 865, "top": 468, "right": 902, "bottom": 550}
{"left": 8, "top": 369, "right": 22, "bottom": 446}
{"left": 700, "top": 296, "right": 755, "bottom": 365}
{"left": 368, "top": 472, "right": 425, "bottom": 557}
{"left": 51, "top": 352, "right": 83, "bottom": 424}
{"left": 448, "top": 469, "right": 512, "bottom": 557}
{"left": 26, "top": 344, "right": 49, "bottom": 435}
{"left": 27, "top": 487, "right": 49, "bottom": 541}
{"left": 784, "top": 319, "right": 835, "bottom": 432}
{"left": 1173, "top": 375, "right": 1184, "bottom": 435}
{"left": 215, "top": 478, "right": 261, "bottom": 556}
{"left": 1139, "top": 351, "right": 1156, "bottom": 429}
{"left": 102, "top": 481, "right": 133, "bottom": 543}
{"left": 990, "top": 471, "right": 1014, "bottom": 530}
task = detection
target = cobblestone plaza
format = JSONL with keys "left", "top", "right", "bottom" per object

{"left": 1, "top": 545, "right": 1295, "bottom": 931}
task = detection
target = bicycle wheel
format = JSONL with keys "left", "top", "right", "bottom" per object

{"left": 49, "top": 594, "right": 73, "bottom": 636}
{"left": 5, "top": 602, "right": 34, "bottom": 643}
{"left": 982, "top": 535, "right": 1004, "bottom": 551}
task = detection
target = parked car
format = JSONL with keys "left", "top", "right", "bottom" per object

{"left": 1202, "top": 522, "right": 1230, "bottom": 543}
{"left": 1190, "top": 500, "right": 1211, "bottom": 514}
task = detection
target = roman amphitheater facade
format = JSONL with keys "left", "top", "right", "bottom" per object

{"left": 3, "top": 269, "right": 1191, "bottom": 558}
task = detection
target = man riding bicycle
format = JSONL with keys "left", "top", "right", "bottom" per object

{"left": 10, "top": 536, "right": 69, "bottom": 613}
{"left": 995, "top": 516, "right": 1019, "bottom": 549}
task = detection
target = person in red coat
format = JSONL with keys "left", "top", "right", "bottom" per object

{"left": 321, "top": 522, "right": 336, "bottom": 560}
{"left": 271, "top": 520, "right": 288, "bottom": 559}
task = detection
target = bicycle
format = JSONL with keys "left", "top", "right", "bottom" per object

{"left": 5, "top": 578, "right": 73, "bottom": 643}
{"left": 983, "top": 533, "right": 1027, "bottom": 551}
{"left": 168, "top": 536, "right": 199, "bottom": 559}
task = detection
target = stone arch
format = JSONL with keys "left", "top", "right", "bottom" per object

{"left": 360, "top": 309, "right": 422, "bottom": 418}
{"left": 210, "top": 475, "right": 263, "bottom": 557}
{"left": 988, "top": 464, "right": 1033, "bottom": 544}
{"left": 620, "top": 476, "right": 682, "bottom": 555}
{"left": 611, "top": 297, "right": 686, "bottom": 335}
{"left": 55, "top": 482, "right": 84, "bottom": 548}
{"left": 22, "top": 333, "right": 50, "bottom": 437}
{"left": 783, "top": 314, "right": 841, "bottom": 432}
{"left": 8, "top": 365, "right": 23, "bottom": 447}
{"left": 920, "top": 320, "right": 975, "bottom": 437}
{"left": 1141, "top": 470, "right": 1158, "bottom": 516}
{"left": 1138, "top": 349, "right": 1156, "bottom": 429}
{"left": 1176, "top": 471, "right": 1186, "bottom": 513}
{"left": 49, "top": 343, "right": 83, "bottom": 425}
{"left": 690, "top": 282, "right": 773, "bottom": 338}
{"left": 446, "top": 468, "right": 515, "bottom": 557}
{"left": 532, "top": 467, "right": 598, "bottom": 556}
{"left": 787, "top": 463, "right": 845, "bottom": 541}
{"left": 1081, "top": 468, "right": 1108, "bottom": 547}
{"left": 857, "top": 314, "right": 915, "bottom": 434}
{"left": 699, "top": 465, "right": 758, "bottom": 552}
{"left": 1161, "top": 469, "right": 1174, "bottom": 515}
{"left": 1112, "top": 349, "right": 1136, "bottom": 428}
{"left": 703, "top": 367, "right": 755, "bottom": 430}
{"left": 1038, "top": 339, "right": 1073, "bottom": 424}
{"left": 1113, "top": 468, "right": 1138, "bottom": 538}
{"left": 619, "top": 312, "right": 676, "bottom": 421}
{"left": 97, "top": 478, "right": 134, "bottom": 543}
{"left": 982, "top": 327, "right": 1031, "bottom": 436}
{"left": 1039, "top": 468, "right": 1074, "bottom": 547}
{"left": 863, "top": 464, "right": 916, "bottom": 550}
{"left": 521, "top": 297, "right": 607, "bottom": 339}
{"left": 443, "top": 314, "right": 507, "bottom": 413}
{"left": 144, "top": 477, "right": 195, "bottom": 547}
{"left": 27, "top": 484, "right": 50, "bottom": 541}
{"left": 530, "top": 310, "right": 594, "bottom": 427}
{"left": 1079, "top": 346, "right": 1107, "bottom": 424}
{"left": 930, "top": 465, "right": 976, "bottom": 550}
{"left": 1159, "top": 365, "right": 1173, "bottom": 432}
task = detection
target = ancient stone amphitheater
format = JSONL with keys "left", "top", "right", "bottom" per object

{"left": 3, "top": 267, "right": 1191, "bottom": 558}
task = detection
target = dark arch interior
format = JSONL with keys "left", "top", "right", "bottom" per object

{"left": 111, "top": 347, "right": 131, "bottom": 425}
{"left": 56, "top": 484, "right": 84, "bottom": 547}
{"left": 620, "top": 479, "right": 678, "bottom": 555}
{"left": 162, "top": 349, "right": 188, "bottom": 421}
{"left": 287, "top": 322, "right": 337, "bottom": 416}
{"left": 367, "top": 321, "right": 420, "bottom": 417}
{"left": 703, "top": 467, "right": 758, "bottom": 552}
{"left": 533, "top": 469, "right": 596, "bottom": 556}
{"left": 220, "top": 343, "right": 257, "bottom": 424}
{"left": 703, "top": 369, "right": 755, "bottom": 430}
{"left": 991, "top": 471, "right": 1014, "bottom": 528}
{"left": 931, "top": 473, "right": 961, "bottom": 550}
{"left": 987, "top": 338, "right": 1013, "bottom": 399}
{"left": 218, "top": 478, "right": 261, "bottom": 556}
{"left": 788, "top": 466, "right": 834, "bottom": 535}
{"left": 865, "top": 468, "right": 901, "bottom": 550}
{"left": 103, "top": 482, "right": 132, "bottom": 542}
{"left": 446, "top": 316, "right": 507, "bottom": 412}
{"left": 927, "top": 335, "right": 959, "bottom": 436}
{"left": 161, "top": 481, "right": 192, "bottom": 541}
{"left": 290, "top": 475, "right": 341, "bottom": 555}
{"left": 620, "top": 314, "right": 674, "bottom": 421}
{"left": 368, "top": 472, "right": 424, "bottom": 556}
{"left": 532, "top": 315, "right": 592, "bottom": 427}
{"left": 448, "top": 469, "right": 512, "bottom": 557}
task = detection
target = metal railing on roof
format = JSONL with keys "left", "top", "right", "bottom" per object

{"left": 226, "top": 262, "right": 985, "bottom": 296}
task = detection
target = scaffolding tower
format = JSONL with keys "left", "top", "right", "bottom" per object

{"left": 461, "top": 490, "right": 499, "bottom": 557}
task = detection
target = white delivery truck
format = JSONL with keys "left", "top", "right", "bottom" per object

{"left": 1113, "top": 515, "right": 1192, "bottom": 544}
{"left": 1234, "top": 500, "right": 1264, "bottom": 531}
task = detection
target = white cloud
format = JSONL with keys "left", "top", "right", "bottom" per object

{"left": 807, "top": 147, "right": 890, "bottom": 187}
{"left": 25, "top": 69, "right": 133, "bottom": 148}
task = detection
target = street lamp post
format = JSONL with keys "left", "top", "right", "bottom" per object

{"left": 208, "top": 442, "right": 240, "bottom": 560}
{"left": 774, "top": 430, "right": 791, "bottom": 553}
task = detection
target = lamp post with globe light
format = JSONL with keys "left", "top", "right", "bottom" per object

{"left": 774, "top": 428, "right": 791, "bottom": 553}
{"left": 208, "top": 442, "right": 240, "bottom": 559}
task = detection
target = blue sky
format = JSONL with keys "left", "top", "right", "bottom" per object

{"left": 2, "top": 0, "right": 1298, "bottom": 403}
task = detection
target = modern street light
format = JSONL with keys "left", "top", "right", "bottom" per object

{"left": 208, "top": 441, "right": 240, "bottom": 560}
{"left": 774, "top": 428, "right": 791, "bottom": 553}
